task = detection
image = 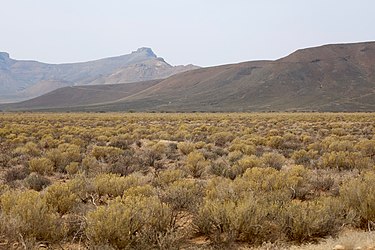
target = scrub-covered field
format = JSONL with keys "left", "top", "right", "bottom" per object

{"left": 0, "top": 112, "right": 374, "bottom": 249}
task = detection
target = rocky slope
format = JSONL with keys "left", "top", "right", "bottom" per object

{"left": 2, "top": 41, "right": 375, "bottom": 112}
{"left": 0, "top": 48, "right": 198, "bottom": 102}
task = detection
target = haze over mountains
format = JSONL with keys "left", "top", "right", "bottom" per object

{"left": 2, "top": 41, "right": 375, "bottom": 112}
{"left": 0, "top": 48, "right": 198, "bottom": 103}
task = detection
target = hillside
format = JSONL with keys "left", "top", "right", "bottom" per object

{"left": 0, "top": 48, "right": 198, "bottom": 103}
{"left": 2, "top": 41, "right": 375, "bottom": 112}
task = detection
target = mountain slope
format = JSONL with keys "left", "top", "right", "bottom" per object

{"left": 0, "top": 48, "right": 198, "bottom": 102}
{"left": 2, "top": 41, "right": 375, "bottom": 112}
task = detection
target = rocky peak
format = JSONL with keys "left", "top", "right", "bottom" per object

{"left": 133, "top": 47, "right": 157, "bottom": 58}
{"left": 0, "top": 52, "right": 10, "bottom": 60}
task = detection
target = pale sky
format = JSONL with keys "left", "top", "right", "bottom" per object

{"left": 1, "top": 0, "right": 374, "bottom": 67}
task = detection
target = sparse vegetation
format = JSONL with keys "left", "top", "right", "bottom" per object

{"left": 0, "top": 112, "right": 374, "bottom": 249}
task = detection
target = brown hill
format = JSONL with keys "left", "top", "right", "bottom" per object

{"left": 2, "top": 41, "right": 375, "bottom": 112}
{"left": 0, "top": 48, "right": 198, "bottom": 103}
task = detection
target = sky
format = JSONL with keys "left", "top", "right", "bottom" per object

{"left": 1, "top": 0, "right": 375, "bottom": 67}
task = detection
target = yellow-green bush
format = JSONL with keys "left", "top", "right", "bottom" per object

{"left": 93, "top": 173, "right": 147, "bottom": 197}
{"left": 356, "top": 139, "right": 375, "bottom": 159}
{"left": 184, "top": 151, "right": 209, "bottom": 178}
{"left": 340, "top": 171, "right": 375, "bottom": 228}
{"left": 282, "top": 197, "right": 344, "bottom": 242}
{"left": 28, "top": 157, "right": 54, "bottom": 175}
{"left": 0, "top": 190, "right": 65, "bottom": 241}
{"left": 177, "top": 141, "right": 195, "bottom": 155}
{"left": 162, "top": 179, "right": 203, "bottom": 211}
{"left": 86, "top": 195, "right": 172, "bottom": 249}
{"left": 44, "top": 183, "right": 79, "bottom": 215}
{"left": 261, "top": 152, "right": 286, "bottom": 170}
{"left": 153, "top": 169, "right": 186, "bottom": 187}
{"left": 320, "top": 151, "right": 372, "bottom": 170}
{"left": 91, "top": 145, "right": 124, "bottom": 162}
{"left": 194, "top": 195, "right": 275, "bottom": 244}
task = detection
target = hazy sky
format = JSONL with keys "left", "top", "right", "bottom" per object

{"left": 1, "top": 0, "right": 375, "bottom": 66}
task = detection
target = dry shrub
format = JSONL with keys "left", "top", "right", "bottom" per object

{"left": 24, "top": 173, "right": 51, "bottom": 191}
{"left": 44, "top": 182, "right": 79, "bottom": 215}
{"left": 162, "top": 178, "right": 204, "bottom": 211}
{"left": 0, "top": 190, "right": 66, "bottom": 242}
{"left": 91, "top": 145, "right": 123, "bottom": 162}
{"left": 194, "top": 195, "right": 277, "bottom": 245}
{"left": 282, "top": 197, "right": 344, "bottom": 243}
{"left": 261, "top": 152, "right": 286, "bottom": 170}
{"left": 340, "top": 171, "right": 375, "bottom": 228}
{"left": 184, "top": 151, "right": 209, "bottom": 178}
{"left": 28, "top": 157, "right": 54, "bottom": 175}
{"left": 3, "top": 165, "right": 30, "bottom": 184}
{"left": 93, "top": 173, "right": 148, "bottom": 198}
{"left": 177, "top": 141, "right": 195, "bottom": 155}
{"left": 320, "top": 151, "right": 372, "bottom": 170}
{"left": 153, "top": 169, "right": 186, "bottom": 187}
{"left": 355, "top": 139, "right": 375, "bottom": 159}
{"left": 86, "top": 195, "right": 173, "bottom": 249}
{"left": 211, "top": 132, "right": 235, "bottom": 147}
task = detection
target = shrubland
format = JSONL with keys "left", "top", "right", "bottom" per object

{"left": 0, "top": 112, "right": 374, "bottom": 249}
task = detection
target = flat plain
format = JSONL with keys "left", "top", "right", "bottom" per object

{"left": 0, "top": 112, "right": 374, "bottom": 249}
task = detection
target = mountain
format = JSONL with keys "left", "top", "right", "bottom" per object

{"left": 2, "top": 41, "right": 375, "bottom": 112}
{"left": 0, "top": 48, "right": 198, "bottom": 103}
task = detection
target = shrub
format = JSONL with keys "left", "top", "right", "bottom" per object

{"left": 282, "top": 197, "right": 344, "bottom": 242}
{"left": 194, "top": 195, "right": 274, "bottom": 244}
{"left": 153, "top": 169, "right": 186, "bottom": 187}
{"left": 0, "top": 190, "right": 65, "bottom": 241}
{"left": 65, "top": 161, "right": 79, "bottom": 175}
{"left": 91, "top": 145, "right": 124, "bottom": 162}
{"left": 3, "top": 165, "right": 30, "bottom": 184}
{"left": 177, "top": 141, "right": 195, "bottom": 155}
{"left": 44, "top": 183, "right": 79, "bottom": 215}
{"left": 86, "top": 195, "right": 172, "bottom": 249}
{"left": 340, "top": 171, "right": 375, "bottom": 228}
{"left": 261, "top": 152, "right": 286, "bottom": 170}
{"left": 227, "top": 150, "right": 243, "bottom": 164}
{"left": 28, "top": 157, "right": 54, "bottom": 175}
{"left": 320, "top": 151, "right": 372, "bottom": 170}
{"left": 233, "top": 155, "right": 262, "bottom": 177}
{"left": 24, "top": 173, "right": 51, "bottom": 191}
{"left": 162, "top": 179, "right": 203, "bottom": 211}
{"left": 93, "top": 173, "right": 147, "bottom": 198}
{"left": 184, "top": 151, "right": 209, "bottom": 178}
{"left": 356, "top": 139, "right": 375, "bottom": 159}
{"left": 211, "top": 132, "right": 235, "bottom": 147}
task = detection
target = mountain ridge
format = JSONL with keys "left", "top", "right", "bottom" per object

{"left": 0, "top": 48, "right": 199, "bottom": 103}
{"left": 2, "top": 41, "right": 375, "bottom": 112}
